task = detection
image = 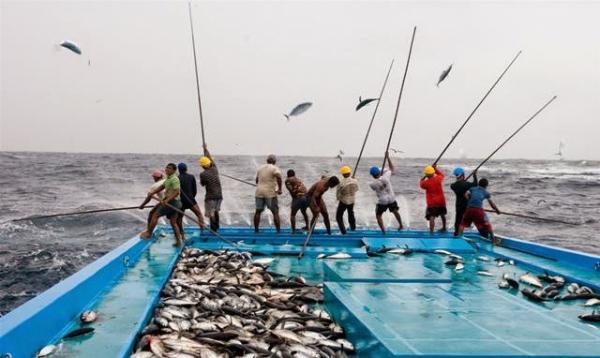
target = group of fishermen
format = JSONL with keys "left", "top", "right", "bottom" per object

{"left": 139, "top": 148, "right": 500, "bottom": 246}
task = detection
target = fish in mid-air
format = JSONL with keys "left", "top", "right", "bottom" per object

{"left": 436, "top": 64, "right": 452, "bottom": 87}
{"left": 284, "top": 102, "right": 312, "bottom": 121}
{"left": 355, "top": 96, "right": 379, "bottom": 111}
{"left": 335, "top": 150, "right": 344, "bottom": 162}
{"left": 59, "top": 40, "right": 82, "bottom": 55}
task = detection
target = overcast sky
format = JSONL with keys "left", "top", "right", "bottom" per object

{"left": 1, "top": 1, "right": 599, "bottom": 160}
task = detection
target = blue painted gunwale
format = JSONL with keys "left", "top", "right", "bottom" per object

{"left": 0, "top": 235, "right": 153, "bottom": 358}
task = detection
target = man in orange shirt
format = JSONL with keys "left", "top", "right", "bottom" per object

{"left": 419, "top": 165, "right": 447, "bottom": 234}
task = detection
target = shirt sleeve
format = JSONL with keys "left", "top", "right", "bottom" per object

{"left": 485, "top": 191, "right": 491, "bottom": 199}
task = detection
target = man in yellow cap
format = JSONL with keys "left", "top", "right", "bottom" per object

{"left": 199, "top": 144, "right": 223, "bottom": 231}
{"left": 336, "top": 165, "right": 359, "bottom": 234}
{"left": 419, "top": 165, "right": 447, "bottom": 233}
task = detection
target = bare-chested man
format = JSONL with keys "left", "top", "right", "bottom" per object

{"left": 306, "top": 176, "right": 340, "bottom": 235}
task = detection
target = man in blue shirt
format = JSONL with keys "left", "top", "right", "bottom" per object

{"left": 455, "top": 178, "right": 501, "bottom": 244}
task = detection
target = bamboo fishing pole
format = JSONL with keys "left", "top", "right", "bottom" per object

{"left": 12, "top": 205, "right": 154, "bottom": 222}
{"left": 466, "top": 95, "right": 557, "bottom": 179}
{"left": 188, "top": 2, "right": 206, "bottom": 146}
{"left": 381, "top": 26, "right": 417, "bottom": 172}
{"left": 484, "top": 209, "right": 577, "bottom": 225}
{"left": 150, "top": 195, "right": 239, "bottom": 247}
{"left": 353, "top": 59, "right": 395, "bottom": 177}
{"left": 432, "top": 50, "right": 522, "bottom": 166}
{"left": 298, "top": 215, "right": 319, "bottom": 259}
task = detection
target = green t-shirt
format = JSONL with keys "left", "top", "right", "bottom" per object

{"left": 163, "top": 173, "right": 181, "bottom": 201}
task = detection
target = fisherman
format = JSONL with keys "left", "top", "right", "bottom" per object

{"left": 254, "top": 154, "right": 283, "bottom": 233}
{"left": 306, "top": 176, "right": 340, "bottom": 235}
{"left": 456, "top": 178, "right": 501, "bottom": 244}
{"left": 284, "top": 169, "right": 309, "bottom": 234}
{"left": 177, "top": 162, "right": 204, "bottom": 237}
{"left": 139, "top": 169, "right": 165, "bottom": 226}
{"left": 336, "top": 166, "right": 359, "bottom": 235}
{"left": 369, "top": 153, "right": 403, "bottom": 234}
{"left": 450, "top": 167, "right": 478, "bottom": 236}
{"left": 199, "top": 144, "right": 223, "bottom": 232}
{"left": 420, "top": 165, "right": 447, "bottom": 233}
{"left": 140, "top": 163, "right": 184, "bottom": 246}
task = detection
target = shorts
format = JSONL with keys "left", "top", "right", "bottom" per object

{"left": 425, "top": 206, "right": 447, "bottom": 220}
{"left": 205, "top": 199, "right": 222, "bottom": 217}
{"left": 461, "top": 207, "right": 489, "bottom": 230}
{"left": 158, "top": 199, "right": 182, "bottom": 219}
{"left": 181, "top": 199, "right": 197, "bottom": 211}
{"left": 255, "top": 197, "right": 279, "bottom": 214}
{"left": 291, "top": 196, "right": 309, "bottom": 212}
{"left": 376, "top": 201, "right": 399, "bottom": 216}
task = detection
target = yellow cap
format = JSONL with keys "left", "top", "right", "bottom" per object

{"left": 424, "top": 166, "right": 435, "bottom": 175}
{"left": 340, "top": 165, "right": 352, "bottom": 175}
{"left": 199, "top": 156, "right": 212, "bottom": 168}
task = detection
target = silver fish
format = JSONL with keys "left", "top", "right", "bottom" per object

{"left": 80, "top": 310, "right": 97, "bottom": 323}
{"left": 434, "top": 249, "right": 453, "bottom": 255}
{"left": 326, "top": 252, "right": 351, "bottom": 259}
{"left": 436, "top": 64, "right": 452, "bottom": 86}
{"left": 585, "top": 298, "right": 600, "bottom": 307}
{"left": 477, "top": 270, "right": 493, "bottom": 277}
{"left": 37, "top": 344, "right": 57, "bottom": 357}
{"left": 284, "top": 102, "right": 312, "bottom": 121}
{"left": 455, "top": 263, "right": 465, "bottom": 271}
{"left": 519, "top": 273, "right": 543, "bottom": 288}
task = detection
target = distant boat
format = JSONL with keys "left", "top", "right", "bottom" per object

{"left": 555, "top": 140, "right": 565, "bottom": 160}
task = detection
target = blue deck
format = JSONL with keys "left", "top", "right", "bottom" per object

{"left": 1, "top": 227, "right": 599, "bottom": 357}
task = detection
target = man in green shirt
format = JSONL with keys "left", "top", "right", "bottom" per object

{"left": 140, "top": 163, "right": 184, "bottom": 246}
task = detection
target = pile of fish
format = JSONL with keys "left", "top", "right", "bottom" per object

{"left": 131, "top": 248, "right": 354, "bottom": 357}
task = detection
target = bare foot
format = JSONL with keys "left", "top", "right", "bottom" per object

{"left": 140, "top": 231, "right": 151, "bottom": 239}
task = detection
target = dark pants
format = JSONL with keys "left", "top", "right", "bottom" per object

{"left": 454, "top": 205, "right": 466, "bottom": 235}
{"left": 210, "top": 212, "right": 220, "bottom": 232}
{"left": 336, "top": 202, "right": 356, "bottom": 235}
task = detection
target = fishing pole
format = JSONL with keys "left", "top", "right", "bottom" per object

{"left": 188, "top": 2, "right": 206, "bottom": 146}
{"left": 382, "top": 26, "right": 417, "bottom": 172}
{"left": 12, "top": 205, "right": 154, "bottom": 222}
{"left": 432, "top": 50, "right": 522, "bottom": 166}
{"left": 484, "top": 209, "right": 577, "bottom": 225}
{"left": 150, "top": 196, "right": 239, "bottom": 247}
{"left": 466, "top": 95, "right": 557, "bottom": 179}
{"left": 298, "top": 215, "right": 319, "bottom": 259}
{"left": 220, "top": 173, "right": 257, "bottom": 187}
{"left": 353, "top": 59, "right": 394, "bottom": 177}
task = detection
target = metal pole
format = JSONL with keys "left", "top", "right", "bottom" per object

{"left": 353, "top": 59, "right": 394, "bottom": 177}
{"left": 188, "top": 2, "right": 206, "bottom": 145}
{"left": 382, "top": 26, "right": 417, "bottom": 172}
{"left": 432, "top": 50, "right": 522, "bottom": 166}
{"left": 466, "top": 96, "right": 557, "bottom": 179}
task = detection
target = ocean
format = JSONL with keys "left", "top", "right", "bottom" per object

{"left": 0, "top": 151, "right": 598, "bottom": 315}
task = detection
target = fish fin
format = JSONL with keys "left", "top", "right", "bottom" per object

{"left": 283, "top": 114, "right": 289, "bottom": 121}
{"left": 359, "top": 96, "right": 362, "bottom": 103}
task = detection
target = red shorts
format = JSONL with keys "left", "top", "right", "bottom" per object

{"left": 461, "top": 207, "right": 492, "bottom": 231}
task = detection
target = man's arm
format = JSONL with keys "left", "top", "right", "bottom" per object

{"left": 433, "top": 165, "right": 444, "bottom": 179}
{"left": 464, "top": 191, "right": 471, "bottom": 201}
{"left": 472, "top": 170, "right": 478, "bottom": 184}
{"left": 276, "top": 174, "right": 283, "bottom": 195}
{"left": 141, "top": 184, "right": 165, "bottom": 208}
{"left": 386, "top": 152, "right": 395, "bottom": 173}
{"left": 488, "top": 199, "right": 500, "bottom": 214}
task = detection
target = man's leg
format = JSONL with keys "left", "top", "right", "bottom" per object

{"left": 176, "top": 211, "right": 185, "bottom": 240}
{"left": 290, "top": 207, "right": 298, "bottom": 233}
{"left": 441, "top": 215, "right": 447, "bottom": 231}
{"left": 300, "top": 207, "right": 309, "bottom": 230}
{"left": 376, "top": 214, "right": 386, "bottom": 234}
{"left": 141, "top": 210, "right": 161, "bottom": 238}
{"left": 392, "top": 210, "right": 403, "bottom": 230}
{"left": 269, "top": 198, "right": 281, "bottom": 233}
{"left": 169, "top": 215, "right": 183, "bottom": 247}
{"left": 190, "top": 204, "right": 205, "bottom": 228}
{"left": 348, "top": 203, "right": 356, "bottom": 231}
{"left": 454, "top": 207, "right": 464, "bottom": 236}
{"left": 211, "top": 211, "right": 220, "bottom": 231}
{"left": 429, "top": 216, "right": 435, "bottom": 234}
{"left": 336, "top": 202, "right": 347, "bottom": 235}
{"left": 254, "top": 209, "right": 263, "bottom": 233}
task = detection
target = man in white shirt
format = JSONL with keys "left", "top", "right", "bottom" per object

{"left": 139, "top": 169, "right": 165, "bottom": 226}
{"left": 254, "top": 154, "right": 283, "bottom": 233}
{"left": 368, "top": 154, "right": 403, "bottom": 234}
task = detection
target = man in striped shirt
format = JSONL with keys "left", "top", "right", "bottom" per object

{"left": 199, "top": 144, "right": 223, "bottom": 232}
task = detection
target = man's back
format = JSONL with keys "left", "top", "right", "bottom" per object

{"left": 420, "top": 174, "right": 446, "bottom": 207}
{"left": 179, "top": 173, "right": 197, "bottom": 206}
{"left": 200, "top": 166, "right": 223, "bottom": 200}
{"left": 467, "top": 186, "right": 490, "bottom": 208}
{"left": 285, "top": 176, "right": 306, "bottom": 199}
{"left": 369, "top": 170, "right": 395, "bottom": 205}
{"left": 256, "top": 164, "right": 281, "bottom": 198}
{"left": 337, "top": 177, "right": 359, "bottom": 205}
{"left": 451, "top": 180, "right": 476, "bottom": 207}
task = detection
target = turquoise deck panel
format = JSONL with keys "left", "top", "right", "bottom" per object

{"left": 323, "top": 256, "right": 452, "bottom": 283}
{"left": 362, "top": 236, "right": 476, "bottom": 253}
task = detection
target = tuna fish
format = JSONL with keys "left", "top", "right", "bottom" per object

{"left": 80, "top": 310, "right": 97, "bottom": 323}
{"left": 37, "top": 344, "right": 57, "bottom": 357}
{"left": 63, "top": 327, "right": 94, "bottom": 339}
{"left": 519, "top": 273, "right": 543, "bottom": 288}
{"left": 326, "top": 252, "right": 351, "bottom": 259}
{"left": 284, "top": 102, "right": 312, "bottom": 121}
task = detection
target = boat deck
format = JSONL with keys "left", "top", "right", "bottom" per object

{"left": 1, "top": 227, "right": 599, "bottom": 357}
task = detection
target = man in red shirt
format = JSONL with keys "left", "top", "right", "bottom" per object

{"left": 419, "top": 165, "right": 447, "bottom": 233}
